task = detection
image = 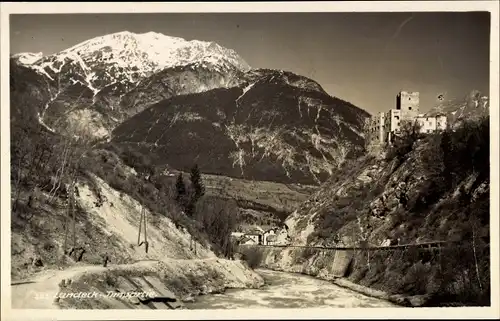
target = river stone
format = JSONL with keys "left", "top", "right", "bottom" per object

{"left": 183, "top": 295, "right": 195, "bottom": 303}
{"left": 407, "top": 294, "right": 432, "bottom": 307}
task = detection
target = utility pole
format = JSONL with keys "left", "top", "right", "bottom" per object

{"left": 63, "top": 191, "right": 70, "bottom": 255}
{"left": 144, "top": 207, "right": 148, "bottom": 254}
{"left": 71, "top": 182, "right": 76, "bottom": 260}
{"left": 137, "top": 206, "right": 149, "bottom": 253}
{"left": 137, "top": 206, "right": 143, "bottom": 246}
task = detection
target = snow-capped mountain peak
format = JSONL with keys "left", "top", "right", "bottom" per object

{"left": 11, "top": 52, "right": 43, "bottom": 65}
{"left": 18, "top": 30, "right": 252, "bottom": 93}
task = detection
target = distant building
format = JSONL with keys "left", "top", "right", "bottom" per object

{"left": 367, "top": 112, "right": 385, "bottom": 146}
{"left": 236, "top": 224, "right": 290, "bottom": 246}
{"left": 231, "top": 232, "right": 244, "bottom": 239}
{"left": 396, "top": 90, "right": 420, "bottom": 119}
{"left": 365, "top": 91, "right": 448, "bottom": 148}
{"left": 263, "top": 228, "right": 277, "bottom": 245}
{"left": 415, "top": 114, "right": 447, "bottom": 134}
{"left": 239, "top": 236, "right": 257, "bottom": 245}
{"left": 243, "top": 231, "right": 263, "bottom": 245}
{"left": 266, "top": 234, "right": 277, "bottom": 246}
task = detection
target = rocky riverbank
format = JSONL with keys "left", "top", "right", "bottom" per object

{"left": 240, "top": 245, "right": 487, "bottom": 307}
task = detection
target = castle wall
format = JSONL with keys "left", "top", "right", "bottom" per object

{"left": 366, "top": 112, "right": 385, "bottom": 147}
{"left": 416, "top": 115, "right": 448, "bottom": 133}
{"left": 397, "top": 91, "right": 420, "bottom": 120}
{"left": 436, "top": 115, "right": 447, "bottom": 130}
{"left": 364, "top": 90, "right": 447, "bottom": 147}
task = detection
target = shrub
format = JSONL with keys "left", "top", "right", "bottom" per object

{"left": 301, "top": 247, "right": 317, "bottom": 261}
{"left": 240, "top": 247, "right": 264, "bottom": 269}
{"left": 194, "top": 196, "right": 237, "bottom": 258}
{"left": 386, "top": 120, "right": 423, "bottom": 166}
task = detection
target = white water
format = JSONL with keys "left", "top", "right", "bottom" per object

{"left": 186, "top": 269, "right": 398, "bottom": 309}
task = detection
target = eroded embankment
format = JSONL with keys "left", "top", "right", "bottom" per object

{"left": 12, "top": 258, "right": 264, "bottom": 309}
{"left": 11, "top": 172, "right": 215, "bottom": 281}
{"left": 240, "top": 245, "right": 483, "bottom": 307}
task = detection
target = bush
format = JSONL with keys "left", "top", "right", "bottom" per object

{"left": 119, "top": 146, "right": 155, "bottom": 176}
{"left": 194, "top": 195, "right": 238, "bottom": 258}
{"left": 240, "top": 247, "right": 264, "bottom": 269}
{"left": 386, "top": 120, "right": 423, "bottom": 166}
{"left": 301, "top": 247, "right": 317, "bottom": 260}
{"left": 422, "top": 116, "right": 489, "bottom": 192}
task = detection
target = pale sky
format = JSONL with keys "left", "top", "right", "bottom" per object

{"left": 10, "top": 12, "right": 491, "bottom": 115}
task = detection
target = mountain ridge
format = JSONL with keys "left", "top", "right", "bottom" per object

{"left": 11, "top": 30, "right": 371, "bottom": 186}
{"left": 14, "top": 31, "right": 251, "bottom": 93}
{"left": 425, "top": 90, "right": 489, "bottom": 127}
{"left": 111, "top": 68, "right": 369, "bottom": 185}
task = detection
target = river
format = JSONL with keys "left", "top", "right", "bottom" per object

{"left": 186, "top": 269, "right": 398, "bottom": 309}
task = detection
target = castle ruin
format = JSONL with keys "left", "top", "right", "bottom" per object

{"left": 366, "top": 91, "right": 447, "bottom": 150}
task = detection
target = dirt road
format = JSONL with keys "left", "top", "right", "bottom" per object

{"left": 11, "top": 260, "right": 159, "bottom": 309}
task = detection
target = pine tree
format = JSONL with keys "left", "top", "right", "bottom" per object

{"left": 175, "top": 173, "right": 186, "bottom": 204}
{"left": 189, "top": 164, "right": 205, "bottom": 203}
{"left": 440, "top": 130, "right": 453, "bottom": 188}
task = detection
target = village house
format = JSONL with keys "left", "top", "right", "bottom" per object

{"left": 263, "top": 228, "right": 277, "bottom": 245}
{"left": 234, "top": 225, "right": 290, "bottom": 246}
{"left": 266, "top": 234, "right": 278, "bottom": 246}
{"left": 243, "top": 227, "right": 264, "bottom": 245}
{"left": 366, "top": 91, "right": 448, "bottom": 149}
{"left": 239, "top": 236, "right": 257, "bottom": 245}
{"left": 234, "top": 224, "right": 291, "bottom": 246}
{"left": 230, "top": 232, "right": 244, "bottom": 239}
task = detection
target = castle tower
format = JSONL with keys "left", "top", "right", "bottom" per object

{"left": 396, "top": 91, "right": 419, "bottom": 119}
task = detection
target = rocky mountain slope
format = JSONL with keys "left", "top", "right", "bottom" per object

{"left": 11, "top": 31, "right": 251, "bottom": 138}
{"left": 11, "top": 31, "right": 369, "bottom": 187}
{"left": 426, "top": 90, "right": 489, "bottom": 128}
{"left": 10, "top": 30, "right": 370, "bottom": 272}
{"left": 268, "top": 111, "right": 490, "bottom": 306}
{"left": 10, "top": 146, "right": 215, "bottom": 280}
{"left": 111, "top": 68, "right": 368, "bottom": 185}
{"left": 285, "top": 116, "right": 489, "bottom": 246}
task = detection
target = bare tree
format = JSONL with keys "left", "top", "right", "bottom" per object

{"left": 195, "top": 195, "right": 238, "bottom": 258}
{"left": 64, "top": 123, "right": 98, "bottom": 255}
{"left": 11, "top": 124, "right": 48, "bottom": 212}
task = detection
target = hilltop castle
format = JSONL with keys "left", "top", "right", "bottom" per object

{"left": 365, "top": 91, "right": 447, "bottom": 149}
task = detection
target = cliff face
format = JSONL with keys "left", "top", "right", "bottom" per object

{"left": 111, "top": 70, "right": 369, "bottom": 186}
{"left": 258, "top": 115, "right": 490, "bottom": 306}
{"left": 426, "top": 90, "right": 489, "bottom": 128}
{"left": 284, "top": 117, "right": 489, "bottom": 248}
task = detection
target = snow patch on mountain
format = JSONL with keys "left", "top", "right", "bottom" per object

{"left": 22, "top": 31, "right": 251, "bottom": 93}
{"left": 236, "top": 82, "right": 256, "bottom": 104}
{"left": 11, "top": 52, "right": 43, "bottom": 65}
{"left": 426, "top": 90, "right": 489, "bottom": 128}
